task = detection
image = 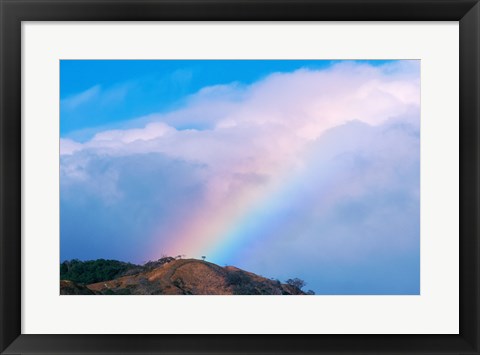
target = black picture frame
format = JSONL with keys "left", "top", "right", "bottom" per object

{"left": 1, "top": 0, "right": 479, "bottom": 354}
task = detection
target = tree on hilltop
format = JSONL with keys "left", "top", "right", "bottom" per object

{"left": 286, "top": 278, "right": 306, "bottom": 290}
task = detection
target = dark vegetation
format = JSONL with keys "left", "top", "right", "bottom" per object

{"left": 225, "top": 270, "right": 284, "bottom": 295}
{"left": 225, "top": 270, "right": 313, "bottom": 295}
{"left": 60, "top": 259, "right": 138, "bottom": 284}
{"left": 226, "top": 270, "right": 268, "bottom": 295}
{"left": 286, "top": 278, "right": 306, "bottom": 290}
{"left": 60, "top": 258, "right": 174, "bottom": 285}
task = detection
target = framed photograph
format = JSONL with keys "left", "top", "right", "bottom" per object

{"left": 1, "top": 0, "right": 479, "bottom": 354}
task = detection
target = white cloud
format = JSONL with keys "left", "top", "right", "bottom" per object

{"left": 60, "top": 138, "right": 83, "bottom": 155}
{"left": 91, "top": 122, "right": 174, "bottom": 144}
{"left": 61, "top": 82, "right": 133, "bottom": 113}
{"left": 61, "top": 61, "right": 420, "bottom": 175}
{"left": 227, "top": 117, "right": 420, "bottom": 294}
{"left": 61, "top": 85, "right": 101, "bottom": 110}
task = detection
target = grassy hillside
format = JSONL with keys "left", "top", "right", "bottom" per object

{"left": 60, "top": 257, "right": 314, "bottom": 295}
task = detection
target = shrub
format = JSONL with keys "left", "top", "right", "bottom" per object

{"left": 60, "top": 259, "right": 138, "bottom": 284}
{"left": 285, "top": 278, "right": 306, "bottom": 290}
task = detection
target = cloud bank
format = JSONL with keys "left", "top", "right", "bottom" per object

{"left": 60, "top": 61, "right": 420, "bottom": 294}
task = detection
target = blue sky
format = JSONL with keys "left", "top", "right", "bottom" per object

{"left": 60, "top": 60, "right": 420, "bottom": 294}
{"left": 60, "top": 60, "right": 394, "bottom": 140}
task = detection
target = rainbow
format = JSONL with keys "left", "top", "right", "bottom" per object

{"left": 153, "top": 140, "right": 345, "bottom": 265}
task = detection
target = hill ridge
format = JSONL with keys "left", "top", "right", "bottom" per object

{"left": 60, "top": 257, "right": 312, "bottom": 295}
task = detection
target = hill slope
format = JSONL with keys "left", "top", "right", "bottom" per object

{"left": 60, "top": 258, "right": 308, "bottom": 295}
